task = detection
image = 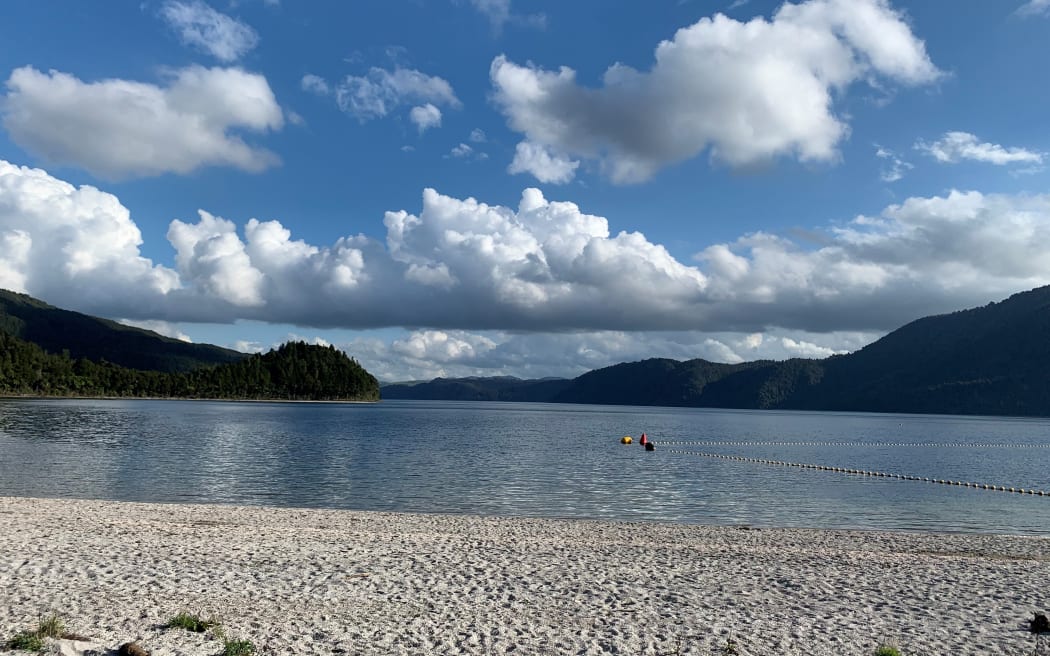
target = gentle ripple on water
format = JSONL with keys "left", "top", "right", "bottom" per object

{"left": 0, "top": 398, "right": 1048, "bottom": 534}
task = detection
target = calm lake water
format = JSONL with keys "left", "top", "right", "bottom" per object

{"left": 1, "top": 398, "right": 1048, "bottom": 535}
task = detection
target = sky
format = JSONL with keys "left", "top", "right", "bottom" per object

{"left": 1, "top": 0, "right": 1049, "bottom": 382}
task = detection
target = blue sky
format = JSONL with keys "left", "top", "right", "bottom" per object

{"left": 1, "top": 0, "right": 1049, "bottom": 381}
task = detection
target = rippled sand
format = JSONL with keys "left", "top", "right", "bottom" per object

{"left": 2, "top": 496, "right": 1048, "bottom": 655}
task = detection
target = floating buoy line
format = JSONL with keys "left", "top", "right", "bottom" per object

{"left": 663, "top": 448, "right": 1049, "bottom": 497}
{"left": 658, "top": 440, "right": 1050, "bottom": 449}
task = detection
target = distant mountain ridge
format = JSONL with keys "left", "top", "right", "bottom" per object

{"left": 383, "top": 285, "right": 1050, "bottom": 417}
{"left": 0, "top": 289, "right": 246, "bottom": 372}
{"left": 382, "top": 376, "right": 571, "bottom": 401}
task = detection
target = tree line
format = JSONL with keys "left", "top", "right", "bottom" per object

{"left": 0, "top": 334, "right": 380, "bottom": 402}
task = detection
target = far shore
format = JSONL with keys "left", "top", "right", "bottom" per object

{"left": 2, "top": 496, "right": 1048, "bottom": 655}
{"left": 0, "top": 393, "right": 379, "bottom": 404}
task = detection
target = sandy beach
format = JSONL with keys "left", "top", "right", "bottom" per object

{"left": 2, "top": 496, "right": 1048, "bottom": 655}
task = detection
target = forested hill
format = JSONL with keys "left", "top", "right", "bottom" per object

{"left": 798, "top": 284, "right": 1050, "bottom": 415}
{"left": 382, "top": 285, "right": 1050, "bottom": 417}
{"left": 0, "top": 336, "right": 380, "bottom": 401}
{"left": 193, "top": 341, "right": 380, "bottom": 401}
{"left": 0, "top": 289, "right": 245, "bottom": 372}
{"left": 0, "top": 290, "right": 379, "bottom": 401}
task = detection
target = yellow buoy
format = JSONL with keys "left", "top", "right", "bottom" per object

{"left": 621, "top": 436, "right": 633, "bottom": 444}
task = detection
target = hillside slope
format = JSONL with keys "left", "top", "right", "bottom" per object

{"left": 0, "top": 289, "right": 246, "bottom": 372}
{"left": 802, "top": 285, "right": 1050, "bottom": 414}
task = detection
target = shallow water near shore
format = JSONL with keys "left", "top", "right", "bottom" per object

{"left": 1, "top": 398, "right": 1048, "bottom": 534}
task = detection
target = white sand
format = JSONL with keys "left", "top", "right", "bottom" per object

{"left": 2, "top": 496, "right": 1049, "bottom": 655}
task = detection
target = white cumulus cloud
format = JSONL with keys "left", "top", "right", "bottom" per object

{"left": 0, "top": 160, "right": 180, "bottom": 311}
{"left": 779, "top": 337, "right": 840, "bottom": 358}
{"left": 160, "top": 0, "right": 259, "bottom": 62}
{"left": 490, "top": 0, "right": 940, "bottom": 183}
{"left": 233, "top": 340, "right": 265, "bottom": 354}
{"left": 167, "top": 210, "right": 266, "bottom": 307}
{"left": 409, "top": 103, "right": 442, "bottom": 134}
{"left": 447, "top": 143, "right": 488, "bottom": 161}
{"left": 915, "top": 131, "right": 1044, "bottom": 165}
{"left": 695, "top": 189, "right": 1050, "bottom": 331}
{"left": 300, "top": 74, "right": 330, "bottom": 96}
{"left": 2, "top": 66, "right": 284, "bottom": 179}
{"left": 508, "top": 141, "right": 580, "bottom": 184}
{"left": 340, "top": 328, "right": 866, "bottom": 382}
{"left": 449, "top": 143, "right": 474, "bottom": 158}
{"left": 118, "top": 319, "right": 193, "bottom": 343}
{"left": 392, "top": 330, "right": 497, "bottom": 362}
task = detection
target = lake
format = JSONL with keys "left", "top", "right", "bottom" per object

{"left": 1, "top": 398, "right": 1048, "bottom": 535}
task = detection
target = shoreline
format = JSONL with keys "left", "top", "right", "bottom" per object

{"left": 4, "top": 492, "right": 1045, "bottom": 539}
{"left": 7, "top": 393, "right": 1050, "bottom": 419}
{"left": 3, "top": 496, "right": 1049, "bottom": 655}
{"left": 0, "top": 394, "right": 379, "bottom": 404}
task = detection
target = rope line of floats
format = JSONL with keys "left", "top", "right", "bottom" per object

{"left": 662, "top": 448, "right": 1049, "bottom": 497}
{"left": 658, "top": 440, "right": 1050, "bottom": 449}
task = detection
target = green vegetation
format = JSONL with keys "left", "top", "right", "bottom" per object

{"left": 221, "top": 638, "right": 257, "bottom": 655}
{"left": 4, "top": 609, "right": 262, "bottom": 655}
{"left": 0, "top": 335, "right": 379, "bottom": 401}
{"left": 163, "top": 612, "right": 256, "bottom": 655}
{"left": 0, "top": 288, "right": 245, "bottom": 373}
{"left": 0, "top": 287, "right": 381, "bottom": 401}
{"left": 5, "top": 630, "right": 44, "bottom": 652}
{"left": 189, "top": 341, "right": 380, "bottom": 401}
{"left": 874, "top": 645, "right": 902, "bottom": 656}
{"left": 4, "top": 614, "right": 66, "bottom": 652}
{"left": 34, "top": 615, "right": 63, "bottom": 640}
{"left": 211, "top": 624, "right": 256, "bottom": 656}
{"left": 165, "top": 612, "right": 216, "bottom": 633}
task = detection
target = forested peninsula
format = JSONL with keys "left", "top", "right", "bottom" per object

{"left": 0, "top": 289, "right": 379, "bottom": 401}
{"left": 0, "top": 334, "right": 380, "bottom": 401}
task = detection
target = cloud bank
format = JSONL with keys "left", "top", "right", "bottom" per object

{"left": 342, "top": 328, "right": 868, "bottom": 382}
{"left": 490, "top": 0, "right": 940, "bottom": 183}
{"left": 3, "top": 159, "right": 1050, "bottom": 339}
{"left": 2, "top": 66, "right": 284, "bottom": 179}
